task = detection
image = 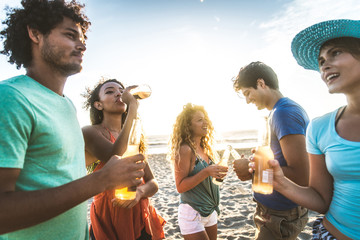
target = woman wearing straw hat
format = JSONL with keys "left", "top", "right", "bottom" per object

{"left": 267, "top": 19, "right": 360, "bottom": 240}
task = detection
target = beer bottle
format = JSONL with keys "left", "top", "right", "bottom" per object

{"left": 252, "top": 116, "right": 274, "bottom": 194}
{"left": 130, "top": 84, "right": 152, "bottom": 99}
{"left": 212, "top": 145, "right": 231, "bottom": 185}
{"left": 229, "top": 145, "right": 241, "bottom": 159}
{"left": 114, "top": 115, "right": 144, "bottom": 200}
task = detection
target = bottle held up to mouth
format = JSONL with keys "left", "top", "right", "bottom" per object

{"left": 130, "top": 84, "right": 152, "bottom": 99}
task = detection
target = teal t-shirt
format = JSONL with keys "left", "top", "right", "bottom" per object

{"left": 306, "top": 108, "right": 360, "bottom": 240}
{"left": 0, "top": 75, "right": 88, "bottom": 240}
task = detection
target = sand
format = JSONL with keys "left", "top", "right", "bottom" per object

{"left": 88, "top": 148, "right": 320, "bottom": 239}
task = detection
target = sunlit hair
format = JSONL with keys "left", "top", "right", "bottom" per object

{"left": 82, "top": 78, "right": 126, "bottom": 125}
{"left": 233, "top": 61, "right": 279, "bottom": 92}
{"left": 320, "top": 37, "right": 360, "bottom": 61}
{"left": 168, "top": 103, "right": 216, "bottom": 164}
{"left": 0, "top": 0, "right": 90, "bottom": 69}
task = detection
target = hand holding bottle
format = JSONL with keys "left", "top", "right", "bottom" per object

{"left": 233, "top": 157, "right": 252, "bottom": 181}
{"left": 267, "top": 159, "right": 286, "bottom": 191}
{"left": 230, "top": 145, "right": 252, "bottom": 181}
{"left": 100, "top": 154, "right": 145, "bottom": 191}
{"left": 212, "top": 145, "right": 231, "bottom": 185}
{"left": 206, "top": 164, "right": 228, "bottom": 182}
{"left": 121, "top": 86, "right": 139, "bottom": 107}
{"left": 121, "top": 83, "right": 151, "bottom": 106}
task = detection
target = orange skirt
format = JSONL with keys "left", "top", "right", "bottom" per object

{"left": 90, "top": 165, "right": 165, "bottom": 240}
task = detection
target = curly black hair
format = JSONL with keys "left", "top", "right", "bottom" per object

{"left": 82, "top": 78, "right": 127, "bottom": 125}
{"left": 0, "top": 0, "right": 91, "bottom": 69}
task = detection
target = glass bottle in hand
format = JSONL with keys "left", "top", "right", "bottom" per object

{"left": 130, "top": 84, "right": 152, "bottom": 99}
{"left": 212, "top": 145, "right": 231, "bottom": 185}
{"left": 114, "top": 116, "right": 144, "bottom": 200}
{"left": 252, "top": 116, "right": 274, "bottom": 194}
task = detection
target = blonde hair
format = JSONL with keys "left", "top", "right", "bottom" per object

{"left": 168, "top": 103, "right": 216, "bottom": 164}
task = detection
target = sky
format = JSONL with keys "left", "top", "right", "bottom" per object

{"left": 0, "top": 0, "right": 359, "bottom": 137}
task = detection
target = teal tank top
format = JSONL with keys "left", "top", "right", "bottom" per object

{"left": 180, "top": 156, "right": 220, "bottom": 217}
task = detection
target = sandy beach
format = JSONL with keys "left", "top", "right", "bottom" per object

{"left": 88, "top": 148, "right": 320, "bottom": 239}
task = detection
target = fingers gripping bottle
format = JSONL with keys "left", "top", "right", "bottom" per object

{"left": 212, "top": 145, "right": 231, "bottom": 185}
{"left": 252, "top": 116, "right": 274, "bottom": 194}
{"left": 114, "top": 115, "right": 145, "bottom": 200}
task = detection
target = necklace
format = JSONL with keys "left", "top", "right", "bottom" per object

{"left": 101, "top": 123, "right": 121, "bottom": 133}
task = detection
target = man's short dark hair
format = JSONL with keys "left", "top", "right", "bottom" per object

{"left": 0, "top": 0, "right": 91, "bottom": 69}
{"left": 233, "top": 61, "right": 279, "bottom": 91}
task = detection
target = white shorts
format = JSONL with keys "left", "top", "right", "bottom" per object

{"left": 178, "top": 203, "right": 218, "bottom": 235}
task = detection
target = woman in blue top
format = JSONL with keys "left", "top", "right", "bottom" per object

{"left": 269, "top": 19, "right": 360, "bottom": 240}
{"left": 169, "top": 103, "right": 228, "bottom": 240}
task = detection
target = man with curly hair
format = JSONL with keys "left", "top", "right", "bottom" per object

{"left": 0, "top": 1, "right": 146, "bottom": 239}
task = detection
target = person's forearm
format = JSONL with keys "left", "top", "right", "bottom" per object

{"left": 276, "top": 177, "right": 329, "bottom": 213}
{"left": 0, "top": 171, "right": 104, "bottom": 234}
{"left": 138, "top": 179, "right": 158, "bottom": 198}
{"left": 281, "top": 166, "right": 309, "bottom": 186}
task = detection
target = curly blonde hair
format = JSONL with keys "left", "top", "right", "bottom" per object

{"left": 169, "top": 103, "right": 216, "bottom": 164}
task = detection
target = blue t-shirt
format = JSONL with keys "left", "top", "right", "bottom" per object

{"left": 254, "top": 97, "right": 309, "bottom": 210}
{"left": 0, "top": 75, "right": 88, "bottom": 240}
{"left": 307, "top": 108, "right": 360, "bottom": 240}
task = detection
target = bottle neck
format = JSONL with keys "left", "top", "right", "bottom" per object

{"left": 259, "top": 116, "right": 271, "bottom": 147}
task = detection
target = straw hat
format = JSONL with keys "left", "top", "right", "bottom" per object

{"left": 291, "top": 19, "right": 360, "bottom": 71}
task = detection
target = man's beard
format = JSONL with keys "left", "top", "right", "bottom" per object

{"left": 41, "top": 38, "right": 82, "bottom": 76}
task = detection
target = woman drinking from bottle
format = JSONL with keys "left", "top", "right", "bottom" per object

{"left": 269, "top": 19, "right": 360, "bottom": 240}
{"left": 82, "top": 78, "right": 165, "bottom": 240}
{"left": 169, "top": 103, "right": 228, "bottom": 240}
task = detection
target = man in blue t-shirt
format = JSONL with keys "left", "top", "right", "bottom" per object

{"left": 232, "top": 61, "right": 309, "bottom": 240}
{"left": 0, "top": 1, "right": 145, "bottom": 239}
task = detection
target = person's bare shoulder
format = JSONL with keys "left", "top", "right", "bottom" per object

{"left": 82, "top": 125, "right": 105, "bottom": 139}
{"left": 179, "top": 143, "right": 192, "bottom": 155}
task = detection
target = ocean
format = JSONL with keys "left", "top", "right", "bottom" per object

{"left": 146, "top": 129, "right": 258, "bottom": 154}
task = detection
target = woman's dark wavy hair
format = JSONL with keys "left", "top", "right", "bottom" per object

{"left": 0, "top": 0, "right": 91, "bottom": 69}
{"left": 82, "top": 78, "right": 127, "bottom": 125}
{"left": 320, "top": 37, "right": 360, "bottom": 60}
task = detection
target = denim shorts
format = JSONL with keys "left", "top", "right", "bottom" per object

{"left": 178, "top": 203, "right": 218, "bottom": 235}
